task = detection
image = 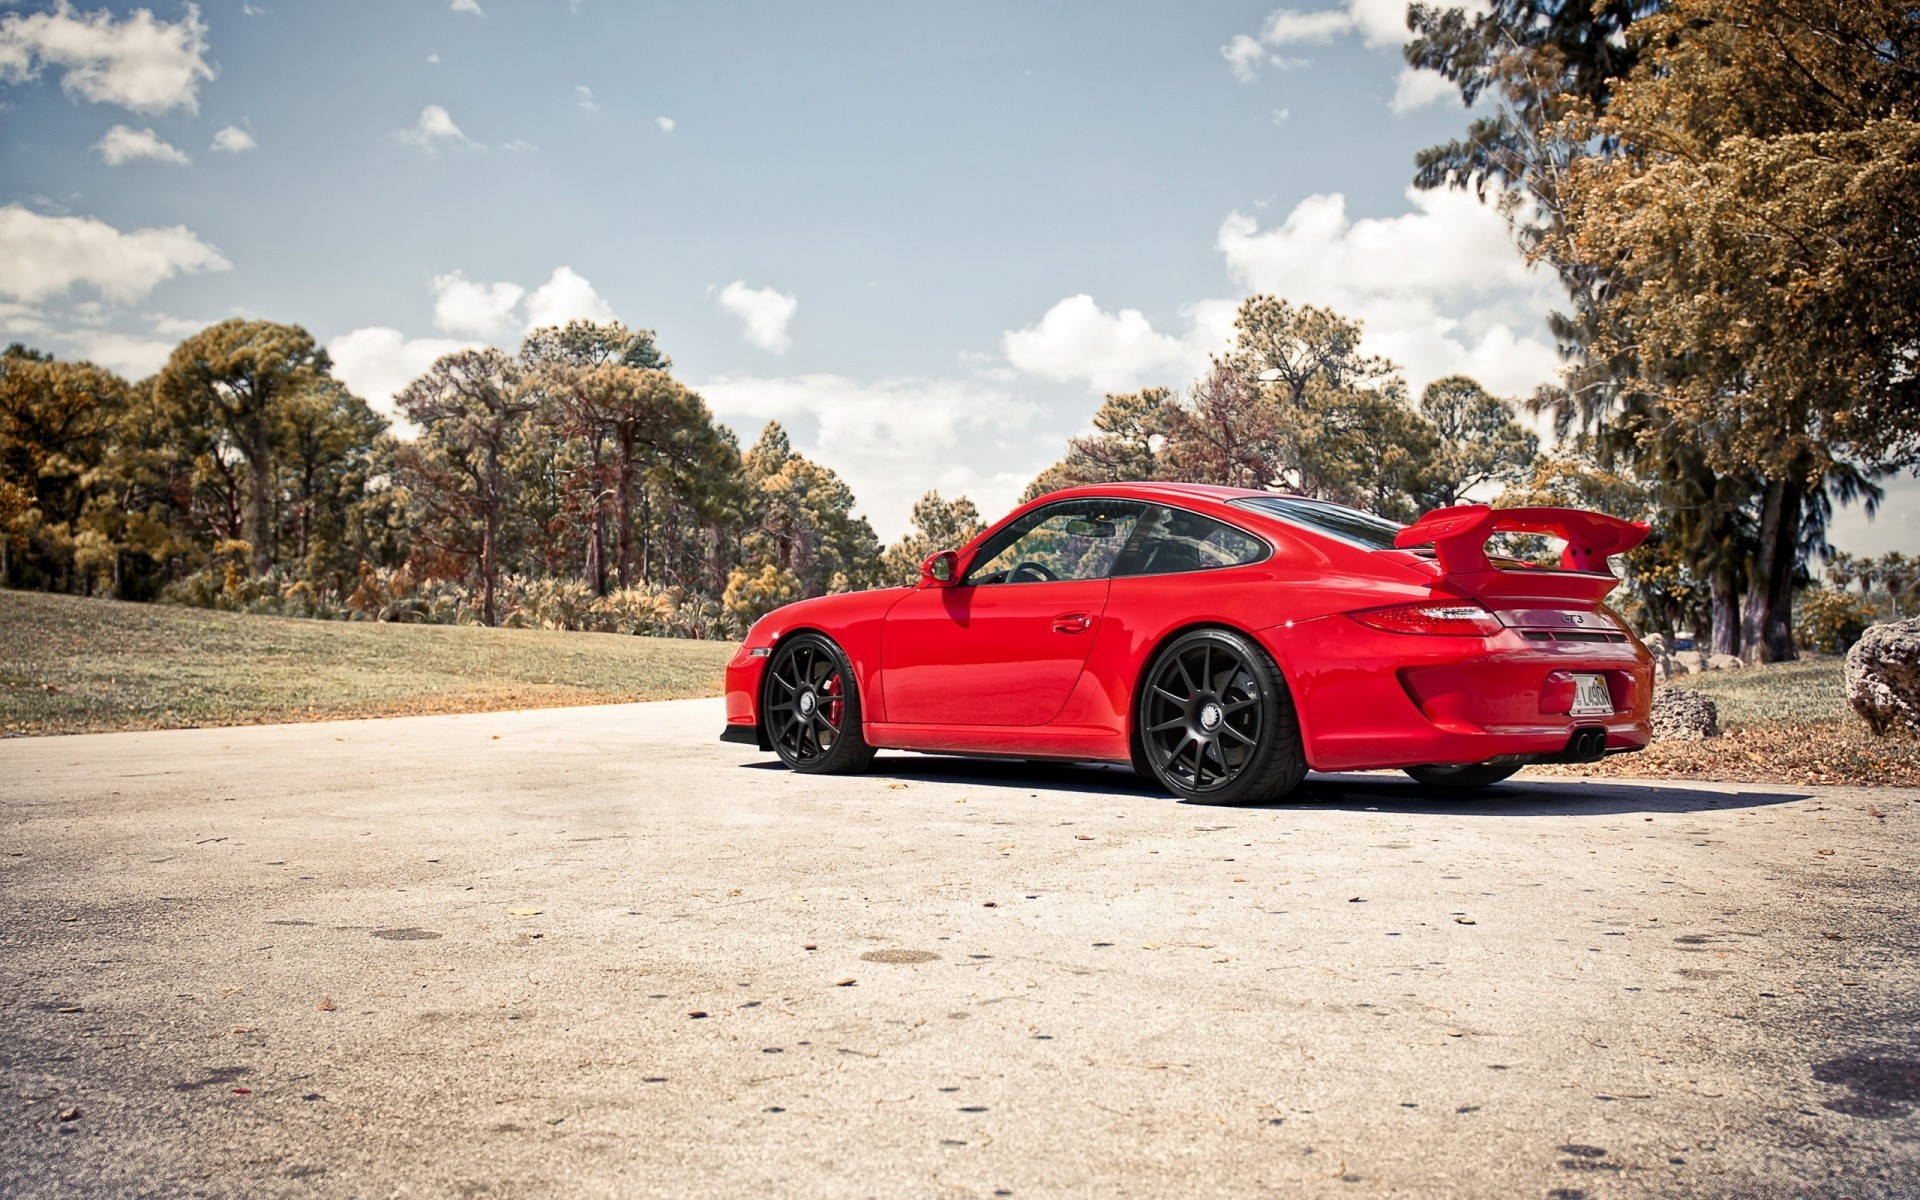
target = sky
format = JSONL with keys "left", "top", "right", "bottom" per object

{"left": 2, "top": 0, "right": 1914, "bottom": 549}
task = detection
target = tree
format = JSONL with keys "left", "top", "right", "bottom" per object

{"left": 1024, "top": 387, "right": 1172, "bottom": 500}
{"left": 1156, "top": 298, "right": 1441, "bottom": 519}
{"left": 1418, "top": 376, "right": 1538, "bottom": 507}
{"left": 520, "top": 320, "right": 672, "bottom": 593}
{"left": 393, "top": 350, "right": 535, "bottom": 626}
{"left": 740, "top": 422, "right": 882, "bottom": 596}
{"left": 1161, "top": 364, "right": 1285, "bottom": 491}
{"left": 0, "top": 345, "right": 130, "bottom": 591}
{"left": 274, "top": 379, "right": 387, "bottom": 587}
{"left": 1877, "top": 553, "right": 1914, "bottom": 619}
{"left": 881, "top": 491, "right": 987, "bottom": 585}
{"left": 1408, "top": 0, "right": 1662, "bottom": 450}
{"left": 1552, "top": 0, "right": 1920, "bottom": 659}
{"left": 154, "top": 320, "right": 328, "bottom": 575}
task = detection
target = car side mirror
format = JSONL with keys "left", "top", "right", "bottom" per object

{"left": 920, "top": 550, "right": 960, "bottom": 587}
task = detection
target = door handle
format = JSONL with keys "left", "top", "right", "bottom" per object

{"left": 1052, "top": 612, "right": 1093, "bottom": 634}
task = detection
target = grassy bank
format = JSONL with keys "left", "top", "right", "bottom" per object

{"left": 1525, "top": 656, "right": 1920, "bottom": 787}
{"left": 0, "top": 589, "right": 734, "bottom": 737}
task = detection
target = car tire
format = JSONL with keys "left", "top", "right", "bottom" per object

{"left": 762, "top": 633, "right": 877, "bottom": 775}
{"left": 1403, "top": 763, "right": 1522, "bottom": 789}
{"left": 1135, "top": 628, "right": 1307, "bottom": 806}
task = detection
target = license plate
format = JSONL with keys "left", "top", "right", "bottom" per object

{"left": 1569, "top": 673, "right": 1612, "bottom": 717}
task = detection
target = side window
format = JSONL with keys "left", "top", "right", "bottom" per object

{"left": 965, "top": 500, "right": 1147, "bottom": 585}
{"left": 1115, "top": 506, "right": 1269, "bottom": 576}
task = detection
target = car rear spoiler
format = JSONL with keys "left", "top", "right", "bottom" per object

{"left": 1393, "top": 503, "right": 1650, "bottom": 604}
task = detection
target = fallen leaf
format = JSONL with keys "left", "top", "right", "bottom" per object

{"left": 317, "top": 997, "right": 337, "bottom": 1012}
{"left": 834, "top": 978, "right": 857, "bottom": 987}
{"left": 803, "top": 943, "right": 818, "bottom": 951}
{"left": 727, "top": 888, "right": 742, "bottom": 897}
{"left": 1074, "top": 835, "right": 1094, "bottom": 841}
{"left": 1455, "top": 917, "right": 1476, "bottom": 925}
{"left": 1815, "top": 849, "right": 1835, "bottom": 857}
{"left": 507, "top": 907, "right": 544, "bottom": 916}
{"left": 983, "top": 901, "right": 997, "bottom": 908}
{"left": 887, "top": 783, "right": 908, "bottom": 790}
{"left": 688, "top": 1011, "right": 709, "bottom": 1019}
{"left": 57, "top": 1107, "right": 81, "bottom": 1121}
{"left": 1141, "top": 943, "right": 1159, "bottom": 950}
{"left": 230, "top": 1088, "right": 251, "bottom": 1095}
{"left": 55, "top": 1005, "right": 82, "bottom": 1014}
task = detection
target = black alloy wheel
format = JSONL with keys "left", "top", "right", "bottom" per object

{"left": 1136, "top": 628, "right": 1306, "bottom": 805}
{"left": 763, "top": 633, "right": 876, "bottom": 775}
{"left": 1403, "top": 762, "right": 1522, "bottom": 789}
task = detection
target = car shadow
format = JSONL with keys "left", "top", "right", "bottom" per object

{"left": 741, "top": 754, "right": 1815, "bottom": 816}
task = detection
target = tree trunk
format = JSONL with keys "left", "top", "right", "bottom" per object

{"left": 1741, "top": 476, "right": 1803, "bottom": 663}
{"left": 1710, "top": 570, "right": 1741, "bottom": 658}
{"left": 481, "top": 449, "right": 499, "bottom": 628}
{"left": 613, "top": 427, "right": 634, "bottom": 590}
{"left": 241, "top": 420, "right": 274, "bottom": 575}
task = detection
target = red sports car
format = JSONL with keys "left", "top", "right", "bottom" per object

{"left": 721, "top": 482, "right": 1653, "bottom": 804}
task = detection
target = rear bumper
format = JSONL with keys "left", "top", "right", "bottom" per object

{"left": 1264, "top": 616, "right": 1654, "bottom": 773}
{"left": 719, "top": 722, "right": 764, "bottom": 747}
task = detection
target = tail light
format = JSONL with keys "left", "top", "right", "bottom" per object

{"left": 1350, "top": 601, "right": 1503, "bottom": 637}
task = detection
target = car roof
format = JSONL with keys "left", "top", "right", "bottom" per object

{"left": 1029, "top": 481, "right": 1305, "bottom": 508}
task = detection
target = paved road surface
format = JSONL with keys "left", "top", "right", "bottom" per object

{"left": 3, "top": 700, "right": 1916, "bottom": 1199}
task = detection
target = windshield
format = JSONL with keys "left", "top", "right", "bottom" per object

{"left": 1227, "top": 495, "right": 1405, "bottom": 551}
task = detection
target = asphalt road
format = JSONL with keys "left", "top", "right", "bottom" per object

{"left": 2, "top": 699, "right": 1917, "bottom": 1199}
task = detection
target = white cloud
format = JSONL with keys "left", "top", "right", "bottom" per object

{"left": 1224, "top": 1, "right": 1457, "bottom": 79}
{"left": 95, "top": 123, "right": 188, "bottom": 165}
{"left": 62, "top": 329, "right": 174, "bottom": 377}
{"left": 1260, "top": 7, "right": 1362, "bottom": 45}
{"left": 655, "top": 115, "right": 674, "bottom": 132}
{"left": 430, "top": 270, "right": 525, "bottom": 339}
{"left": 450, "top": 0, "right": 484, "bottom": 15}
{"left": 524, "top": 266, "right": 614, "bottom": 330}
{"left": 716, "top": 281, "right": 797, "bottom": 354}
{"left": 1215, "top": 187, "right": 1562, "bottom": 396}
{"left": 1221, "top": 34, "right": 1269, "bottom": 84}
{"left": 396, "top": 104, "right": 479, "bottom": 150}
{"left": 1002, "top": 294, "right": 1210, "bottom": 393}
{"left": 326, "top": 326, "right": 480, "bottom": 424}
{"left": 0, "top": 204, "right": 229, "bottom": 304}
{"left": 210, "top": 123, "right": 256, "bottom": 153}
{"left": 0, "top": 2, "right": 213, "bottom": 114}
{"left": 1390, "top": 65, "right": 1455, "bottom": 113}
{"left": 426, "top": 51, "right": 440, "bottom": 64}
{"left": 575, "top": 84, "right": 597, "bottom": 111}
{"left": 698, "top": 374, "right": 1043, "bottom": 540}
{"left": 499, "top": 138, "right": 537, "bottom": 153}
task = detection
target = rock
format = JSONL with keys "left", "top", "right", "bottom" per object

{"left": 1707, "top": 653, "right": 1745, "bottom": 671}
{"left": 1846, "top": 618, "right": 1920, "bottom": 735}
{"left": 1651, "top": 687, "right": 1720, "bottom": 740}
{"left": 1644, "top": 633, "right": 1669, "bottom": 656}
{"left": 1672, "top": 650, "right": 1707, "bottom": 675}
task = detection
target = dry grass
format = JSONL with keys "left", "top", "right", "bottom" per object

{"left": 1525, "top": 655, "right": 1920, "bottom": 787}
{"left": 0, "top": 589, "right": 734, "bottom": 737}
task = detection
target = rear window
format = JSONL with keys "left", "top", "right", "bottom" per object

{"left": 1228, "top": 496, "right": 1404, "bottom": 551}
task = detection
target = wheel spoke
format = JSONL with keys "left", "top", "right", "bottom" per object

{"left": 1172, "top": 656, "right": 1197, "bottom": 696}
{"left": 1220, "top": 722, "right": 1255, "bottom": 746}
{"left": 1145, "top": 716, "right": 1186, "bottom": 734}
{"left": 1221, "top": 695, "right": 1255, "bottom": 714}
